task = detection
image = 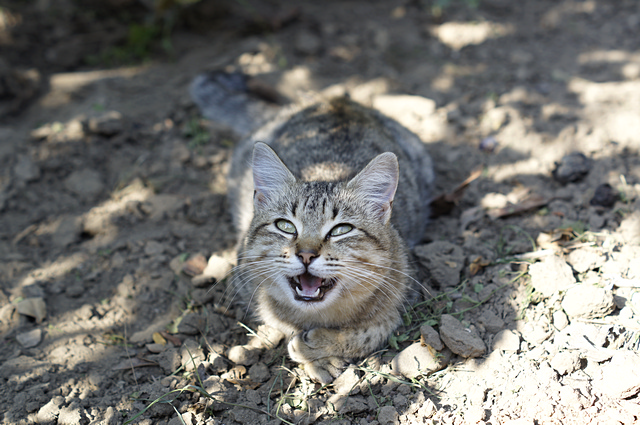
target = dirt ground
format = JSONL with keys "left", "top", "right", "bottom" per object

{"left": 1, "top": 0, "right": 640, "bottom": 424}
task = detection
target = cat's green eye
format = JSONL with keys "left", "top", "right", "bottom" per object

{"left": 276, "top": 219, "right": 297, "bottom": 234}
{"left": 330, "top": 224, "right": 353, "bottom": 237}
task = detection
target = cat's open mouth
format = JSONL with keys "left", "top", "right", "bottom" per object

{"left": 288, "top": 272, "right": 335, "bottom": 302}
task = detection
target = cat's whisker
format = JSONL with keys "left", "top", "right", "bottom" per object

{"left": 243, "top": 270, "right": 284, "bottom": 320}
{"left": 338, "top": 268, "right": 415, "bottom": 315}
{"left": 342, "top": 259, "right": 431, "bottom": 297}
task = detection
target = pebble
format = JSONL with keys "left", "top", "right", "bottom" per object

{"left": 248, "top": 362, "right": 270, "bottom": 383}
{"left": 414, "top": 242, "right": 465, "bottom": 288}
{"left": 227, "top": 345, "right": 261, "bottom": 366}
{"left": 528, "top": 255, "right": 576, "bottom": 298}
{"left": 420, "top": 324, "right": 444, "bottom": 350}
{"left": 492, "top": 329, "right": 520, "bottom": 352}
{"left": 16, "top": 328, "right": 42, "bottom": 348}
{"left": 590, "top": 183, "right": 618, "bottom": 207}
{"left": 332, "top": 365, "right": 360, "bottom": 395}
{"left": 439, "top": 314, "right": 486, "bottom": 358}
{"left": 64, "top": 169, "right": 104, "bottom": 201}
{"left": 16, "top": 297, "right": 46, "bottom": 323}
{"left": 391, "top": 342, "right": 448, "bottom": 379}
{"left": 566, "top": 247, "right": 604, "bottom": 273}
{"left": 550, "top": 351, "right": 581, "bottom": 375}
{"left": 552, "top": 152, "right": 590, "bottom": 184}
{"left": 562, "top": 285, "right": 615, "bottom": 319}
{"left": 51, "top": 215, "right": 82, "bottom": 247}
{"left": 552, "top": 310, "right": 569, "bottom": 330}
{"left": 295, "top": 30, "right": 322, "bottom": 56}
{"left": 595, "top": 350, "right": 640, "bottom": 399}
{"left": 14, "top": 154, "right": 40, "bottom": 182}
{"left": 87, "top": 111, "right": 124, "bottom": 136}
{"left": 478, "top": 309, "right": 505, "bottom": 334}
{"left": 377, "top": 405, "right": 399, "bottom": 425}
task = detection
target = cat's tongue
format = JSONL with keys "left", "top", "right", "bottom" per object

{"left": 298, "top": 272, "right": 323, "bottom": 296}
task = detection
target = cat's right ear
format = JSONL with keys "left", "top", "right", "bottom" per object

{"left": 252, "top": 142, "right": 296, "bottom": 208}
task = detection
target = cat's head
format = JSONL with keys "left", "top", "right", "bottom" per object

{"left": 240, "top": 142, "right": 406, "bottom": 320}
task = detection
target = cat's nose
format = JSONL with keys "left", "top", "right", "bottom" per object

{"left": 297, "top": 250, "right": 318, "bottom": 265}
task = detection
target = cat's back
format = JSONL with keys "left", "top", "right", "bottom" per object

{"left": 228, "top": 97, "right": 434, "bottom": 247}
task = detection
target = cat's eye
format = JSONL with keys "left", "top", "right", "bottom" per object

{"left": 275, "top": 219, "right": 297, "bottom": 234}
{"left": 330, "top": 224, "right": 353, "bottom": 237}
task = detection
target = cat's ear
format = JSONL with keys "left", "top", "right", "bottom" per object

{"left": 252, "top": 142, "right": 296, "bottom": 208}
{"left": 347, "top": 152, "right": 399, "bottom": 224}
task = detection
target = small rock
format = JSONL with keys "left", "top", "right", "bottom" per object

{"left": 248, "top": 362, "right": 270, "bottom": 383}
{"left": 295, "top": 30, "right": 322, "bottom": 56}
{"left": 16, "top": 328, "right": 42, "bottom": 348}
{"left": 180, "top": 340, "right": 205, "bottom": 372}
{"left": 550, "top": 350, "right": 581, "bottom": 375}
{"left": 51, "top": 215, "right": 82, "bottom": 247}
{"left": 332, "top": 365, "right": 360, "bottom": 395}
{"left": 590, "top": 183, "right": 618, "bottom": 207}
{"left": 227, "top": 345, "right": 261, "bottom": 366}
{"left": 552, "top": 152, "right": 590, "bottom": 184}
{"left": 64, "top": 169, "right": 104, "bottom": 201}
{"left": 562, "top": 285, "right": 615, "bottom": 319}
{"left": 208, "top": 351, "right": 228, "bottom": 374}
{"left": 566, "top": 247, "right": 604, "bottom": 274}
{"left": 439, "top": 314, "right": 486, "bottom": 358}
{"left": 391, "top": 342, "right": 448, "bottom": 379}
{"left": 14, "top": 154, "right": 40, "bottom": 182}
{"left": 552, "top": 310, "right": 569, "bottom": 330}
{"left": 492, "top": 329, "right": 520, "bottom": 352}
{"left": 595, "top": 350, "right": 640, "bottom": 399}
{"left": 144, "top": 240, "right": 165, "bottom": 256}
{"left": 478, "top": 309, "right": 505, "bottom": 334}
{"left": 16, "top": 297, "right": 46, "bottom": 323}
{"left": 377, "top": 405, "right": 399, "bottom": 425}
{"left": 420, "top": 324, "right": 443, "bottom": 350}
{"left": 146, "top": 343, "right": 167, "bottom": 353}
{"left": 414, "top": 242, "right": 465, "bottom": 288}
{"left": 87, "top": 111, "right": 124, "bottom": 136}
{"left": 36, "top": 395, "right": 65, "bottom": 423}
{"left": 529, "top": 256, "right": 576, "bottom": 298}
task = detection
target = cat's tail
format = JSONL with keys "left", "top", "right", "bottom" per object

{"left": 189, "top": 71, "right": 281, "bottom": 138}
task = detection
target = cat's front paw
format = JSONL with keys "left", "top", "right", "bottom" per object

{"left": 302, "top": 357, "right": 347, "bottom": 384}
{"left": 288, "top": 328, "right": 335, "bottom": 363}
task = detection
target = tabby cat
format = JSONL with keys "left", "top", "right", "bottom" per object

{"left": 191, "top": 72, "right": 434, "bottom": 383}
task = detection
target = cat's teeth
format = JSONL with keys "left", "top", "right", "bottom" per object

{"left": 295, "top": 286, "right": 321, "bottom": 298}
{"left": 293, "top": 276, "right": 300, "bottom": 284}
{"left": 295, "top": 286, "right": 304, "bottom": 297}
{"left": 312, "top": 288, "right": 320, "bottom": 297}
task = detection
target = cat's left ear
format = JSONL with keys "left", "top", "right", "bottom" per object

{"left": 347, "top": 152, "right": 399, "bottom": 224}
{"left": 252, "top": 142, "right": 296, "bottom": 208}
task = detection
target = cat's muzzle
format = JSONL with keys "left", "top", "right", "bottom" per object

{"left": 289, "top": 272, "right": 336, "bottom": 302}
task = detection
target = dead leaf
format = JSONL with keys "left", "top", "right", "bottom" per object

{"left": 152, "top": 332, "right": 166, "bottom": 345}
{"left": 469, "top": 256, "right": 491, "bottom": 276}
{"left": 431, "top": 167, "right": 483, "bottom": 218}
{"left": 112, "top": 357, "right": 158, "bottom": 370}
{"left": 160, "top": 331, "right": 182, "bottom": 346}
{"left": 486, "top": 194, "right": 549, "bottom": 219}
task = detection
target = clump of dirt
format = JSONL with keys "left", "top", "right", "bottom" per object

{"left": 1, "top": 1, "right": 640, "bottom": 424}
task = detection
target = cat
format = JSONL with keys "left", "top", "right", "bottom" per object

{"left": 191, "top": 71, "right": 434, "bottom": 383}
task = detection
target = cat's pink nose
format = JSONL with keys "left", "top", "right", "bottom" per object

{"left": 297, "top": 250, "right": 318, "bottom": 265}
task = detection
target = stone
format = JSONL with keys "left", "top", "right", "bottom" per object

{"left": 566, "top": 247, "right": 604, "bottom": 273}
{"left": 414, "top": 242, "right": 465, "bottom": 288}
{"left": 377, "top": 405, "right": 399, "bottom": 425}
{"left": 51, "top": 215, "right": 82, "bottom": 247}
{"left": 180, "top": 339, "right": 205, "bottom": 372}
{"left": 16, "top": 328, "right": 42, "bottom": 348}
{"left": 562, "top": 285, "right": 615, "bottom": 319}
{"left": 14, "top": 154, "right": 40, "bottom": 182}
{"left": 492, "top": 329, "right": 520, "bottom": 352}
{"left": 439, "top": 314, "right": 486, "bottom": 358}
{"left": 64, "top": 169, "right": 104, "bottom": 201}
{"left": 590, "top": 183, "right": 618, "bottom": 207}
{"left": 550, "top": 350, "right": 581, "bottom": 375}
{"left": 552, "top": 310, "right": 569, "bottom": 330}
{"left": 420, "top": 324, "right": 443, "bottom": 350}
{"left": 295, "top": 30, "right": 322, "bottom": 56}
{"left": 248, "top": 362, "right": 270, "bottom": 383}
{"left": 552, "top": 152, "right": 590, "bottom": 184}
{"left": 16, "top": 297, "right": 46, "bottom": 323}
{"left": 477, "top": 309, "right": 505, "bottom": 334}
{"left": 227, "top": 345, "right": 261, "bottom": 366}
{"left": 595, "top": 350, "right": 640, "bottom": 399}
{"left": 332, "top": 365, "right": 360, "bottom": 395}
{"left": 391, "top": 342, "right": 448, "bottom": 379}
{"left": 87, "top": 111, "right": 124, "bottom": 136}
{"left": 529, "top": 256, "right": 576, "bottom": 298}
{"left": 36, "top": 395, "right": 65, "bottom": 423}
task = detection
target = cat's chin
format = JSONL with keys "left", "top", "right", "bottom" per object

{"left": 288, "top": 273, "right": 336, "bottom": 303}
